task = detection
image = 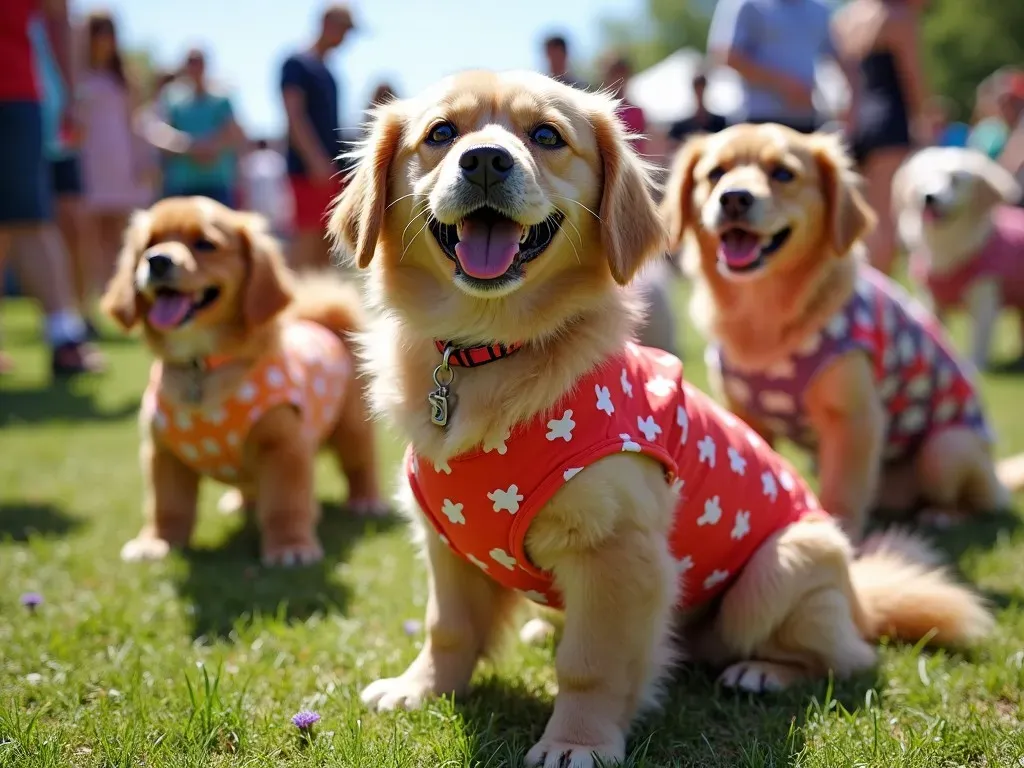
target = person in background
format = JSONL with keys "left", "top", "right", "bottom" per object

{"left": 833, "top": 0, "right": 927, "bottom": 276}
{"left": 601, "top": 53, "right": 647, "bottom": 155}
{"left": 543, "top": 34, "right": 588, "bottom": 90}
{"left": 368, "top": 81, "right": 396, "bottom": 110}
{"left": 133, "top": 69, "right": 176, "bottom": 202}
{"left": 78, "top": 11, "right": 148, "bottom": 313}
{"left": 929, "top": 96, "right": 969, "bottom": 148}
{"left": 241, "top": 139, "right": 292, "bottom": 237}
{"left": 0, "top": 0, "right": 103, "bottom": 375}
{"left": 280, "top": 3, "right": 355, "bottom": 271}
{"left": 708, "top": 0, "right": 860, "bottom": 134}
{"left": 998, "top": 73, "right": 1024, "bottom": 200}
{"left": 969, "top": 71, "right": 1024, "bottom": 160}
{"left": 143, "top": 48, "right": 246, "bottom": 206}
{"left": 666, "top": 69, "right": 727, "bottom": 153}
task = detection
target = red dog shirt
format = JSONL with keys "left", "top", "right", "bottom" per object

{"left": 144, "top": 320, "right": 350, "bottom": 484}
{"left": 407, "top": 343, "right": 821, "bottom": 609}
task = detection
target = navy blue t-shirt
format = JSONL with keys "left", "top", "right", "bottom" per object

{"left": 280, "top": 52, "right": 341, "bottom": 176}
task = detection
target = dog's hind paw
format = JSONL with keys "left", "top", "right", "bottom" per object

{"left": 120, "top": 536, "right": 172, "bottom": 562}
{"left": 349, "top": 497, "right": 390, "bottom": 517}
{"left": 217, "top": 488, "right": 245, "bottom": 515}
{"left": 260, "top": 541, "right": 323, "bottom": 567}
{"left": 718, "top": 660, "right": 800, "bottom": 693}
{"left": 525, "top": 735, "right": 625, "bottom": 768}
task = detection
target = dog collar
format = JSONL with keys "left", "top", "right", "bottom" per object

{"left": 432, "top": 339, "right": 523, "bottom": 368}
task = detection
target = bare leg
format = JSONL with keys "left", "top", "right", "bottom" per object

{"left": 860, "top": 148, "right": 910, "bottom": 276}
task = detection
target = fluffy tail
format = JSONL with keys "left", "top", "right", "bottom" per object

{"left": 851, "top": 529, "right": 993, "bottom": 647}
{"left": 284, "top": 271, "right": 366, "bottom": 338}
{"left": 997, "top": 452, "right": 1024, "bottom": 493}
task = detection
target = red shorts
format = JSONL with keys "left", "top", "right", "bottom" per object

{"left": 289, "top": 174, "right": 344, "bottom": 231}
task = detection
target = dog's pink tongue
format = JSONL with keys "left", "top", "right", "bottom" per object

{"left": 718, "top": 230, "right": 762, "bottom": 268}
{"left": 454, "top": 218, "right": 522, "bottom": 279}
{"left": 148, "top": 294, "right": 192, "bottom": 330}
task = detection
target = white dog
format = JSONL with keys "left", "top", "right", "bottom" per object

{"left": 893, "top": 146, "right": 1024, "bottom": 370}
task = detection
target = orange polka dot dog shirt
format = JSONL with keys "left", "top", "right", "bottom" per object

{"left": 408, "top": 342, "right": 822, "bottom": 610}
{"left": 144, "top": 320, "right": 350, "bottom": 484}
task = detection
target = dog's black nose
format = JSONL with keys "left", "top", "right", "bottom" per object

{"left": 719, "top": 189, "right": 755, "bottom": 219}
{"left": 147, "top": 253, "right": 174, "bottom": 279}
{"left": 459, "top": 145, "right": 514, "bottom": 189}
{"left": 923, "top": 193, "right": 937, "bottom": 206}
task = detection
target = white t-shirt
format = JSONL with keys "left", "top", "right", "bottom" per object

{"left": 241, "top": 149, "right": 292, "bottom": 231}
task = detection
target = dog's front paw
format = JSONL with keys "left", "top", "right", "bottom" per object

{"left": 718, "top": 660, "right": 800, "bottom": 693}
{"left": 260, "top": 540, "right": 323, "bottom": 567}
{"left": 525, "top": 733, "right": 625, "bottom": 768}
{"left": 519, "top": 617, "right": 557, "bottom": 646}
{"left": 348, "top": 497, "right": 390, "bottom": 517}
{"left": 360, "top": 674, "right": 439, "bottom": 712}
{"left": 217, "top": 488, "right": 245, "bottom": 515}
{"left": 120, "top": 536, "right": 172, "bottom": 562}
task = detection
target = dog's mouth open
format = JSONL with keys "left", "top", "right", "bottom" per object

{"left": 716, "top": 225, "right": 792, "bottom": 275}
{"left": 147, "top": 286, "right": 221, "bottom": 331}
{"left": 429, "top": 207, "right": 564, "bottom": 289}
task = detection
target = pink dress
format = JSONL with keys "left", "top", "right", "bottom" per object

{"left": 79, "top": 70, "right": 150, "bottom": 212}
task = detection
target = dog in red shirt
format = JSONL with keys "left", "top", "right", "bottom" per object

{"left": 331, "top": 71, "right": 992, "bottom": 768}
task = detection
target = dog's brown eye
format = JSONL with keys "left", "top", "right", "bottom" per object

{"left": 771, "top": 166, "right": 795, "bottom": 183}
{"left": 707, "top": 166, "right": 726, "bottom": 183}
{"left": 530, "top": 124, "right": 565, "bottom": 148}
{"left": 194, "top": 238, "right": 217, "bottom": 252}
{"left": 426, "top": 121, "right": 457, "bottom": 146}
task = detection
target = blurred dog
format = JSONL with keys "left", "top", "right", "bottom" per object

{"left": 893, "top": 146, "right": 1024, "bottom": 370}
{"left": 102, "top": 196, "right": 384, "bottom": 566}
{"left": 662, "top": 124, "right": 1024, "bottom": 538}
{"left": 331, "top": 73, "right": 992, "bottom": 768}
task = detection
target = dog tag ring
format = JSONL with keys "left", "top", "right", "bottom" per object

{"left": 429, "top": 346, "right": 455, "bottom": 427}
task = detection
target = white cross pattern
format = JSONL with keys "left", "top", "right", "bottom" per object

{"left": 620, "top": 368, "right": 634, "bottom": 397}
{"left": 645, "top": 375, "right": 677, "bottom": 398}
{"left": 546, "top": 410, "right": 576, "bottom": 442}
{"left": 826, "top": 312, "right": 849, "bottom": 339}
{"left": 266, "top": 366, "right": 286, "bottom": 388}
{"left": 490, "top": 548, "right": 517, "bottom": 570}
{"left": 759, "top": 390, "right": 796, "bottom": 414}
{"left": 563, "top": 467, "right": 583, "bottom": 481}
{"left": 175, "top": 410, "right": 193, "bottom": 431}
{"left": 761, "top": 470, "right": 778, "bottom": 502}
{"left": 237, "top": 382, "right": 257, "bottom": 403}
{"left": 906, "top": 373, "right": 932, "bottom": 400}
{"left": 934, "top": 397, "right": 957, "bottom": 423}
{"left": 676, "top": 406, "right": 690, "bottom": 445}
{"left": 620, "top": 433, "right": 642, "bottom": 452}
{"left": 765, "top": 359, "right": 796, "bottom": 379}
{"left": 468, "top": 554, "right": 490, "bottom": 571}
{"left": 669, "top": 477, "right": 685, "bottom": 497}
{"left": 731, "top": 510, "right": 751, "bottom": 540}
{"left": 409, "top": 454, "right": 419, "bottom": 476}
{"left": 697, "top": 435, "right": 716, "bottom": 467}
{"left": 204, "top": 407, "right": 227, "bottom": 425}
{"left": 488, "top": 484, "right": 524, "bottom": 514}
{"left": 595, "top": 384, "right": 615, "bottom": 416}
{"left": 898, "top": 332, "right": 917, "bottom": 365}
{"left": 703, "top": 569, "right": 730, "bottom": 590}
{"left": 899, "top": 405, "right": 927, "bottom": 434}
{"left": 778, "top": 469, "right": 795, "bottom": 491}
{"left": 218, "top": 465, "right": 237, "bottom": 479}
{"left": 181, "top": 443, "right": 199, "bottom": 461}
{"left": 676, "top": 555, "right": 694, "bottom": 577}
{"left": 796, "top": 332, "right": 822, "bottom": 357}
{"left": 153, "top": 409, "right": 168, "bottom": 431}
{"left": 725, "top": 377, "right": 752, "bottom": 404}
{"left": 434, "top": 459, "right": 452, "bottom": 475}
{"left": 697, "top": 495, "right": 723, "bottom": 526}
{"left": 226, "top": 432, "right": 240, "bottom": 448}
{"left": 441, "top": 499, "right": 466, "bottom": 524}
{"left": 201, "top": 438, "right": 220, "bottom": 456}
{"left": 520, "top": 589, "right": 548, "bottom": 604}
{"left": 637, "top": 415, "right": 662, "bottom": 442}
{"left": 313, "top": 376, "right": 327, "bottom": 396}
{"left": 727, "top": 446, "right": 747, "bottom": 476}
{"left": 483, "top": 430, "right": 510, "bottom": 455}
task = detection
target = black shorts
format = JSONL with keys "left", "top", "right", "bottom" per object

{"left": 0, "top": 100, "right": 51, "bottom": 224}
{"left": 51, "top": 155, "right": 83, "bottom": 197}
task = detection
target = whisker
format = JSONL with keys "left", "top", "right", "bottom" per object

{"left": 401, "top": 205, "right": 429, "bottom": 248}
{"left": 401, "top": 215, "right": 433, "bottom": 262}
{"left": 386, "top": 192, "right": 427, "bottom": 211}
{"left": 551, "top": 195, "right": 601, "bottom": 222}
{"left": 552, "top": 214, "right": 581, "bottom": 265}
{"left": 553, "top": 205, "right": 584, "bottom": 251}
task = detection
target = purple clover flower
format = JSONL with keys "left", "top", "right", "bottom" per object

{"left": 20, "top": 592, "right": 43, "bottom": 611}
{"left": 291, "top": 710, "right": 321, "bottom": 731}
{"left": 402, "top": 619, "right": 422, "bottom": 636}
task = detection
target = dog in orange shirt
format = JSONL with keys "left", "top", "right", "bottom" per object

{"left": 102, "top": 196, "right": 384, "bottom": 566}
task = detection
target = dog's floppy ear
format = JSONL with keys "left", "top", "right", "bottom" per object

{"left": 237, "top": 212, "right": 294, "bottom": 328}
{"left": 100, "top": 210, "right": 151, "bottom": 330}
{"left": 970, "top": 152, "right": 1022, "bottom": 208}
{"left": 659, "top": 135, "right": 707, "bottom": 252}
{"left": 810, "top": 133, "right": 875, "bottom": 255}
{"left": 590, "top": 102, "right": 665, "bottom": 285}
{"left": 329, "top": 103, "right": 405, "bottom": 269}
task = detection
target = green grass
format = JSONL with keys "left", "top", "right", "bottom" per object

{"left": 2, "top": 295, "right": 1023, "bottom": 768}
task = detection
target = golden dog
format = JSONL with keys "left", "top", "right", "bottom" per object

{"left": 662, "top": 124, "right": 1024, "bottom": 537}
{"left": 102, "top": 197, "right": 384, "bottom": 565}
{"left": 332, "top": 74, "right": 992, "bottom": 767}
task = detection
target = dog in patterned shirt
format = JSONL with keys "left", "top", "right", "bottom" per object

{"left": 661, "top": 123, "right": 1024, "bottom": 539}
{"left": 102, "top": 197, "right": 385, "bottom": 566}
{"left": 330, "top": 72, "right": 993, "bottom": 768}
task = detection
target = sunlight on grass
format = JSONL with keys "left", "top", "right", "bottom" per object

{"left": 1, "top": 296, "right": 1022, "bottom": 767}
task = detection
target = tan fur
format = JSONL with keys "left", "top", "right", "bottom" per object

{"left": 101, "top": 196, "right": 384, "bottom": 566}
{"left": 335, "top": 77, "right": 993, "bottom": 767}
{"left": 663, "top": 124, "right": 1018, "bottom": 538}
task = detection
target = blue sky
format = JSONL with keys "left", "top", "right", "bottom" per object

{"left": 79, "top": 0, "right": 643, "bottom": 137}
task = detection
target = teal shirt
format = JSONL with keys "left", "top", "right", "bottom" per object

{"left": 162, "top": 82, "right": 237, "bottom": 192}
{"left": 967, "top": 117, "right": 1010, "bottom": 160}
{"left": 29, "top": 17, "right": 70, "bottom": 161}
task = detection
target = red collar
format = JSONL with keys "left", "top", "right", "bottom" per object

{"left": 434, "top": 340, "right": 523, "bottom": 367}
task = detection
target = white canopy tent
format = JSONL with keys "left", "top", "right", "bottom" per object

{"left": 625, "top": 48, "right": 850, "bottom": 127}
